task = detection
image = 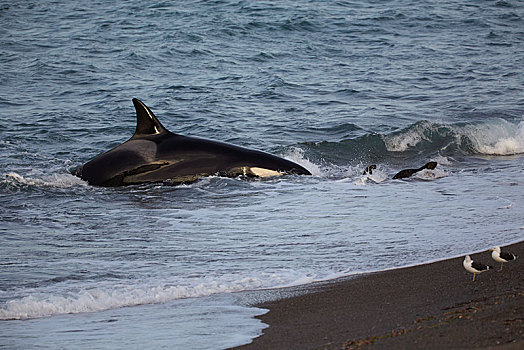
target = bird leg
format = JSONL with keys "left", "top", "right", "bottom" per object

{"left": 472, "top": 273, "right": 476, "bottom": 282}
{"left": 500, "top": 263, "right": 503, "bottom": 272}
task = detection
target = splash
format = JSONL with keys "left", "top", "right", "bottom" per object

{"left": 3, "top": 172, "right": 86, "bottom": 188}
{"left": 283, "top": 147, "right": 323, "bottom": 176}
{"left": 460, "top": 119, "right": 524, "bottom": 155}
{"left": 383, "top": 120, "right": 442, "bottom": 152}
{"left": 412, "top": 168, "right": 449, "bottom": 180}
{"left": 352, "top": 166, "right": 388, "bottom": 185}
{"left": 0, "top": 270, "right": 314, "bottom": 320}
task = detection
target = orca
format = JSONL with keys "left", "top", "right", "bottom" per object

{"left": 72, "top": 99, "right": 311, "bottom": 187}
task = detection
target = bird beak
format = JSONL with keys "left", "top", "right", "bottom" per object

{"left": 488, "top": 248, "right": 493, "bottom": 252}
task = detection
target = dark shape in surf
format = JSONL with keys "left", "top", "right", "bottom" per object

{"left": 363, "top": 164, "right": 376, "bottom": 175}
{"left": 72, "top": 99, "right": 311, "bottom": 187}
{"left": 392, "top": 161, "right": 437, "bottom": 180}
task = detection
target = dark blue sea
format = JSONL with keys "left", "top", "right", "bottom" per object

{"left": 1, "top": 1, "right": 523, "bottom": 349}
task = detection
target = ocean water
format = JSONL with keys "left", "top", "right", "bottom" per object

{"left": 1, "top": 0, "right": 523, "bottom": 349}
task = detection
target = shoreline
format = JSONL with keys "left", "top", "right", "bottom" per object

{"left": 233, "top": 240, "right": 523, "bottom": 349}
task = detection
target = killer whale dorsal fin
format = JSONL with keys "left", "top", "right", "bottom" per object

{"left": 131, "top": 98, "right": 170, "bottom": 138}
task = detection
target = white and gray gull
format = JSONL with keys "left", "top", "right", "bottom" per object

{"left": 463, "top": 255, "right": 492, "bottom": 281}
{"left": 489, "top": 246, "right": 517, "bottom": 271}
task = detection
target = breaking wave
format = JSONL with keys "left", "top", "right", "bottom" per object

{"left": 2, "top": 172, "right": 86, "bottom": 189}
{"left": 459, "top": 119, "right": 524, "bottom": 155}
{"left": 301, "top": 118, "right": 524, "bottom": 165}
{"left": 384, "top": 118, "right": 524, "bottom": 155}
{"left": 0, "top": 270, "right": 315, "bottom": 320}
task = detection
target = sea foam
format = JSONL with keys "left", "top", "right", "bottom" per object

{"left": 3, "top": 172, "right": 86, "bottom": 188}
{"left": 283, "top": 147, "right": 323, "bottom": 176}
{"left": 0, "top": 271, "right": 313, "bottom": 320}
{"left": 383, "top": 118, "right": 524, "bottom": 156}
{"left": 383, "top": 120, "right": 440, "bottom": 152}
{"left": 462, "top": 119, "right": 524, "bottom": 155}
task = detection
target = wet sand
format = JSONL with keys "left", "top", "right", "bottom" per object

{"left": 234, "top": 240, "right": 523, "bottom": 349}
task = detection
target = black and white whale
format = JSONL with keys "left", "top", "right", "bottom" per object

{"left": 72, "top": 99, "right": 311, "bottom": 187}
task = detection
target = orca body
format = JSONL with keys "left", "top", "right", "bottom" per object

{"left": 72, "top": 99, "right": 311, "bottom": 187}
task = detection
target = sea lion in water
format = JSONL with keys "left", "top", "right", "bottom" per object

{"left": 363, "top": 164, "right": 376, "bottom": 175}
{"left": 392, "top": 161, "right": 437, "bottom": 179}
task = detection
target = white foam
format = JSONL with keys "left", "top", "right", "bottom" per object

{"left": 0, "top": 271, "right": 311, "bottom": 320}
{"left": 383, "top": 120, "right": 436, "bottom": 152}
{"left": 352, "top": 167, "right": 388, "bottom": 185}
{"left": 462, "top": 120, "right": 524, "bottom": 155}
{"left": 3, "top": 172, "right": 86, "bottom": 188}
{"left": 413, "top": 168, "right": 448, "bottom": 180}
{"left": 383, "top": 118, "right": 524, "bottom": 156}
{"left": 283, "top": 147, "right": 323, "bottom": 176}
{"left": 433, "top": 155, "right": 452, "bottom": 166}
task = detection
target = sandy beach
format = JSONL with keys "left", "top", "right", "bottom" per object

{"left": 234, "top": 240, "right": 523, "bottom": 349}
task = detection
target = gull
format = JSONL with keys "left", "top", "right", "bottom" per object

{"left": 463, "top": 255, "right": 492, "bottom": 281}
{"left": 489, "top": 246, "right": 517, "bottom": 271}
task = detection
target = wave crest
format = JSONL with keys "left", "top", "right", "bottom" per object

{"left": 0, "top": 271, "right": 313, "bottom": 320}
{"left": 302, "top": 118, "right": 524, "bottom": 165}
{"left": 383, "top": 120, "right": 451, "bottom": 152}
{"left": 385, "top": 118, "right": 524, "bottom": 156}
{"left": 3, "top": 172, "right": 86, "bottom": 189}
{"left": 460, "top": 119, "right": 524, "bottom": 155}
